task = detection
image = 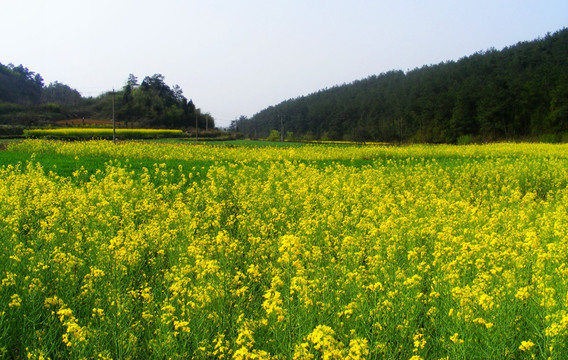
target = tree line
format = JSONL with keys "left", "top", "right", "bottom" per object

{"left": 0, "top": 64, "right": 213, "bottom": 129}
{"left": 239, "top": 28, "right": 568, "bottom": 143}
{"left": 90, "top": 74, "right": 214, "bottom": 129}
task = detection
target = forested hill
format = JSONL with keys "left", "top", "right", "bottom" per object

{"left": 241, "top": 28, "right": 568, "bottom": 143}
{"left": 0, "top": 64, "right": 213, "bottom": 129}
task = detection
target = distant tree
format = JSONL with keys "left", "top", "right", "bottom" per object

{"left": 202, "top": 112, "right": 215, "bottom": 130}
{"left": 267, "top": 130, "right": 280, "bottom": 141}
{"left": 137, "top": 74, "right": 181, "bottom": 126}
{"left": 285, "top": 131, "right": 295, "bottom": 141}
{"left": 229, "top": 115, "right": 249, "bottom": 132}
{"left": 186, "top": 99, "right": 196, "bottom": 113}
{"left": 141, "top": 74, "right": 171, "bottom": 100}
{"left": 350, "top": 126, "right": 372, "bottom": 143}
{"left": 41, "top": 81, "right": 82, "bottom": 105}
{"left": 172, "top": 85, "right": 185, "bottom": 103}
{"left": 126, "top": 74, "right": 139, "bottom": 88}
{"left": 0, "top": 62, "right": 44, "bottom": 104}
{"left": 302, "top": 130, "right": 314, "bottom": 141}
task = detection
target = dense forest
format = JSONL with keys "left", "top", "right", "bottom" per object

{"left": 0, "top": 65, "right": 213, "bottom": 130}
{"left": 240, "top": 28, "right": 568, "bottom": 143}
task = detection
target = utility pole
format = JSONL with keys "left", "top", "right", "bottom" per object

{"left": 112, "top": 88, "right": 116, "bottom": 143}
{"left": 195, "top": 112, "right": 198, "bottom": 142}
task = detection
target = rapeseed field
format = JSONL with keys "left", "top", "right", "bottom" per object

{"left": 1, "top": 140, "right": 568, "bottom": 359}
{"left": 24, "top": 128, "right": 184, "bottom": 140}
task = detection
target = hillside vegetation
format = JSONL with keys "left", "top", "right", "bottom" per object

{"left": 0, "top": 67, "right": 214, "bottom": 131}
{"left": 241, "top": 28, "right": 568, "bottom": 143}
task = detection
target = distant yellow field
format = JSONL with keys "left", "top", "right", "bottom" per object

{"left": 54, "top": 118, "right": 117, "bottom": 126}
{"left": 24, "top": 128, "right": 184, "bottom": 139}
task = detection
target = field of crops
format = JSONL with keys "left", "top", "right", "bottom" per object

{"left": 24, "top": 128, "right": 185, "bottom": 140}
{"left": 1, "top": 139, "right": 568, "bottom": 359}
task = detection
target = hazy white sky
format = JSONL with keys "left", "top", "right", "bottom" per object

{"left": 2, "top": 1, "right": 566, "bottom": 127}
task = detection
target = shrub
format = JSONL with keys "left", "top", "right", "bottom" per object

{"left": 267, "top": 130, "right": 281, "bottom": 141}
{"left": 457, "top": 134, "right": 473, "bottom": 145}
